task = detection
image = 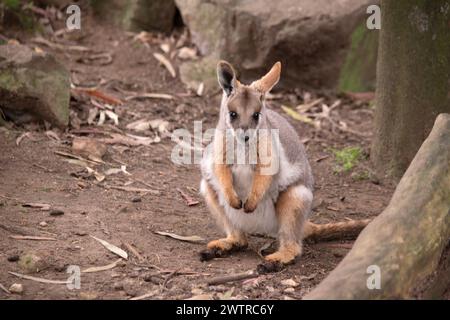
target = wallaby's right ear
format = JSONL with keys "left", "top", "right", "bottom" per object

{"left": 217, "top": 60, "right": 237, "bottom": 96}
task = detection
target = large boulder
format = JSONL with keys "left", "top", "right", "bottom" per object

{"left": 91, "top": 0, "right": 177, "bottom": 34}
{"left": 0, "top": 44, "right": 70, "bottom": 127}
{"left": 176, "top": 0, "right": 374, "bottom": 91}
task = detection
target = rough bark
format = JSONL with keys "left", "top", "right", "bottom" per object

{"left": 372, "top": 0, "right": 450, "bottom": 179}
{"left": 305, "top": 114, "right": 450, "bottom": 299}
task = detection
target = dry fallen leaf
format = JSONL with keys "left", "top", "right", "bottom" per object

{"left": 45, "top": 130, "right": 61, "bottom": 142}
{"left": 8, "top": 272, "right": 70, "bottom": 284}
{"left": 105, "top": 110, "right": 119, "bottom": 126}
{"left": 87, "top": 108, "right": 99, "bottom": 125}
{"left": 90, "top": 235, "right": 128, "bottom": 260}
{"left": 186, "top": 294, "right": 214, "bottom": 300}
{"left": 104, "top": 165, "right": 131, "bottom": 176}
{"left": 160, "top": 43, "right": 170, "bottom": 53}
{"left": 126, "top": 119, "right": 151, "bottom": 132}
{"left": 109, "top": 185, "right": 160, "bottom": 195}
{"left": 72, "top": 137, "right": 107, "bottom": 162}
{"left": 71, "top": 87, "right": 122, "bottom": 105}
{"left": 98, "top": 110, "right": 106, "bottom": 125}
{"left": 16, "top": 132, "right": 32, "bottom": 146}
{"left": 281, "top": 278, "right": 299, "bottom": 287}
{"left": 177, "top": 47, "right": 197, "bottom": 60}
{"left": 9, "top": 235, "right": 57, "bottom": 241}
{"left": 149, "top": 119, "right": 169, "bottom": 134}
{"left": 86, "top": 167, "right": 105, "bottom": 182}
{"left": 153, "top": 52, "right": 176, "bottom": 78}
{"left": 125, "top": 93, "right": 174, "bottom": 101}
{"left": 281, "top": 105, "right": 314, "bottom": 124}
{"left": 101, "top": 133, "right": 156, "bottom": 147}
{"left": 82, "top": 259, "right": 123, "bottom": 273}
{"left": 218, "top": 287, "right": 235, "bottom": 300}
{"left": 155, "top": 231, "right": 205, "bottom": 243}
{"left": 196, "top": 82, "right": 204, "bottom": 96}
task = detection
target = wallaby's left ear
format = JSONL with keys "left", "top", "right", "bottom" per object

{"left": 251, "top": 61, "right": 281, "bottom": 94}
{"left": 217, "top": 60, "right": 238, "bottom": 96}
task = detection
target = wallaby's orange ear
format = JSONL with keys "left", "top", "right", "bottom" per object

{"left": 251, "top": 61, "right": 281, "bottom": 94}
{"left": 217, "top": 60, "right": 237, "bottom": 96}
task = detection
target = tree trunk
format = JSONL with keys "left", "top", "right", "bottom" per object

{"left": 305, "top": 114, "right": 450, "bottom": 299}
{"left": 372, "top": 0, "right": 450, "bottom": 179}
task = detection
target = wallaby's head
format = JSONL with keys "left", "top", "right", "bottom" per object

{"left": 217, "top": 60, "right": 281, "bottom": 143}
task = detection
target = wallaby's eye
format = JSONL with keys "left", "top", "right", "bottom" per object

{"left": 229, "top": 111, "right": 238, "bottom": 120}
{"left": 253, "top": 112, "right": 261, "bottom": 121}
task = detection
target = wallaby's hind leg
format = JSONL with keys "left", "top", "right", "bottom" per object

{"left": 199, "top": 181, "right": 248, "bottom": 261}
{"left": 257, "top": 184, "right": 312, "bottom": 273}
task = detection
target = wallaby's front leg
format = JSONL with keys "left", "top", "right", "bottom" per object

{"left": 214, "top": 163, "right": 242, "bottom": 209}
{"left": 257, "top": 184, "right": 312, "bottom": 273}
{"left": 244, "top": 132, "right": 274, "bottom": 213}
{"left": 243, "top": 166, "right": 272, "bottom": 213}
{"left": 213, "top": 131, "right": 242, "bottom": 209}
{"left": 200, "top": 181, "right": 247, "bottom": 261}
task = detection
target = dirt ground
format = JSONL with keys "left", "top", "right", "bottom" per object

{"left": 0, "top": 18, "right": 395, "bottom": 300}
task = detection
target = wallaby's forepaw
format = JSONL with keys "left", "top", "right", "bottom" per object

{"left": 243, "top": 198, "right": 257, "bottom": 213}
{"left": 199, "top": 238, "right": 247, "bottom": 261}
{"left": 226, "top": 192, "right": 242, "bottom": 210}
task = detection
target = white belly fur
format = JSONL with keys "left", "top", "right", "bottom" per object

{"left": 200, "top": 143, "right": 310, "bottom": 236}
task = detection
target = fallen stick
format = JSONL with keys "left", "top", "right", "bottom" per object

{"left": 0, "top": 283, "right": 10, "bottom": 294}
{"left": 8, "top": 272, "right": 70, "bottom": 284}
{"left": 177, "top": 188, "right": 200, "bottom": 206}
{"left": 109, "top": 185, "right": 160, "bottom": 195}
{"left": 123, "top": 242, "right": 145, "bottom": 262}
{"left": 9, "top": 235, "right": 57, "bottom": 241}
{"left": 206, "top": 270, "right": 258, "bottom": 285}
{"left": 129, "top": 289, "right": 159, "bottom": 300}
{"left": 125, "top": 93, "right": 174, "bottom": 101}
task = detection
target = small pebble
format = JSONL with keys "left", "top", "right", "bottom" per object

{"left": 39, "top": 221, "right": 48, "bottom": 227}
{"left": 50, "top": 209, "right": 64, "bottom": 216}
{"left": 9, "top": 283, "right": 23, "bottom": 294}
{"left": 7, "top": 254, "right": 20, "bottom": 262}
{"left": 281, "top": 278, "right": 299, "bottom": 287}
{"left": 131, "top": 197, "right": 142, "bottom": 203}
{"left": 113, "top": 282, "right": 124, "bottom": 291}
{"left": 284, "top": 287, "right": 295, "bottom": 293}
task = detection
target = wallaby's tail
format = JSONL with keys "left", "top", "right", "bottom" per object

{"left": 303, "top": 219, "right": 372, "bottom": 242}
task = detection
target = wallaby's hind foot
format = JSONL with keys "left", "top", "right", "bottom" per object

{"left": 256, "top": 243, "right": 300, "bottom": 273}
{"left": 199, "top": 237, "right": 248, "bottom": 261}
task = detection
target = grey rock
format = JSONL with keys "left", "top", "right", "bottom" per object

{"left": 0, "top": 44, "right": 70, "bottom": 127}
{"left": 176, "top": 0, "right": 374, "bottom": 91}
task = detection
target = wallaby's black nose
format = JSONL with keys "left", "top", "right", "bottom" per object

{"left": 244, "top": 136, "right": 250, "bottom": 142}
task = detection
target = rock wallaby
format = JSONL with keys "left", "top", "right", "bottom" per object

{"left": 200, "top": 61, "right": 369, "bottom": 273}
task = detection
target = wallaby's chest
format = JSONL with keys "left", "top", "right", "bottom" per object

{"left": 230, "top": 164, "right": 255, "bottom": 200}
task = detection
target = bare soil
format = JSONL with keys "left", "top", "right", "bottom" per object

{"left": 0, "top": 18, "right": 395, "bottom": 300}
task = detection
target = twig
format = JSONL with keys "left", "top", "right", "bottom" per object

{"left": 161, "top": 268, "right": 180, "bottom": 291}
{"left": 109, "top": 185, "right": 160, "bottom": 195}
{"left": 177, "top": 188, "right": 200, "bottom": 206}
{"left": 206, "top": 270, "right": 258, "bottom": 285}
{"left": 129, "top": 289, "right": 159, "bottom": 300}
{"left": 31, "top": 37, "right": 91, "bottom": 52}
{"left": 8, "top": 272, "right": 70, "bottom": 284}
{"left": 123, "top": 242, "right": 145, "bottom": 262}
{"left": 33, "top": 163, "right": 55, "bottom": 173}
{"left": 0, "top": 283, "right": 10, "bottom": 294}
{"left": 10, "top": 235, "right": 57, "bottom": 241}
{"left": 134, "top": 178, "right": 155, "bottom": 189}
